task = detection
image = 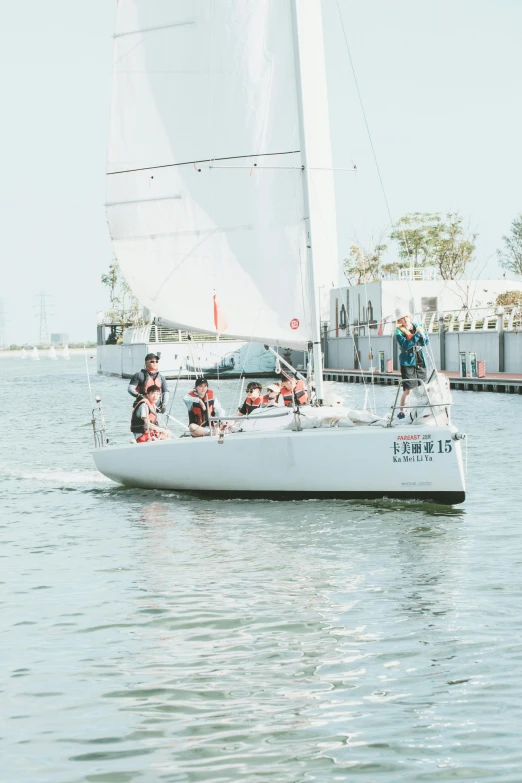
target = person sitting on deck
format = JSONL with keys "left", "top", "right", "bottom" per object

{"left": 238, "top": 382, "right": 264, "bottom": 416}
{"left": 131, "top": 385, "right": 172, "bottom": 442}
{"left": 395, "top": 309, "right": 429, "bottom": 419}
{"left": 279, "top": 374, "right": 308, "bottom": 407}
{"left": 183, "top": 377, "right": 225, "bottom": 437}
{"left": 263, "top": 382, "right": 282, "bottom": 406}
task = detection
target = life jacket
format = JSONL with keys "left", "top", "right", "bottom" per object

{"left": 280, "top": 379, "right": 308, "bottom": 407}
{"left": 135, "top": 370, "right": 161, "bottom": 396}
{"left": 131, "top": 397, "right": 158, "bottom": 434}
{"left": 240, "top": 394, "right": 264, "bottom": 416}
{"left": 188, "top": 389, "right": 215, "bottom": 427}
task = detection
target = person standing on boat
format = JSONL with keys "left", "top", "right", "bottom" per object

{"left": 128, "top": 353, "right": 169, "bottom": 413}
{"left": 184, "top": 377, "right": 225, "bottom": 437}
{"left": 395, "top": 309, "right": 429, "bottom": 419}
{"left": 131, "top": 385, "right": 171, "bottom": 442}
{"left": 279, "top": 374, "right": 308, "bottom": 407}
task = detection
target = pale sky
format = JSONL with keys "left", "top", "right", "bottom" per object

{"left": 1, "top": 0, "right": 521, "bottom": 345}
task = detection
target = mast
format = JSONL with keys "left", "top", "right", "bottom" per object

{"left": 291, "top": 0, "right": 332, "bottom": 403}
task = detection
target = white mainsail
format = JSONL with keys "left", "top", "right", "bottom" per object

{"left": 106, "top": 0, "right": 338, "bottom": 349}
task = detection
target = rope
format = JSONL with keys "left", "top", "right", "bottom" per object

{"left": 335, "top": 0, "right": 438, "bottom": 380}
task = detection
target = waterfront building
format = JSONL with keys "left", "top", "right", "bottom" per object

{"left": 327, "top": 275, "right": 522, "bottom": 375}
{"left": 96, "top": 314, "right": 276, "bottom": 379}
{"left": 51, "top": 332, "right": 69, "bottom": 344}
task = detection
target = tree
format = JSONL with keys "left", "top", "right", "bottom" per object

{"left": 101, "top": 261, "right": 145, "bottom": 334}
{"left": 342, "top": 235, "right": 387, "bottom": 286}
{"left": 389, "top": 212, "right": 476, "bottom": 280}
{"left": 496, "top": 290, "right": 522, "bottom": 307}
{"left": 389, "top": 212, "right": 439, "bottom": 270}
{"left": 497, "top": 214, "right": 522, "bottom": 276}
{"left": 430, "top": 213, "right": 476, "bottom": 280}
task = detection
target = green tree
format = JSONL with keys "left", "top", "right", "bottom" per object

{"left": 389, "top": 212, "right": 476, "bottom": 279}
{"left": 497, "top": 214, "right": 522, "bottom": 276}
{"left": 342, "top": 236, "right": 387, "bottom": 285}
{"left": 389, "top": 212, "right": 439, "bottom": 270}
{"left": 101, "top": 261, "right": 144, "bottom": 333}
{"left": 431, "top": 213, "right": 476, "bottom": 280}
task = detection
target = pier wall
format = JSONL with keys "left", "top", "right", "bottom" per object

{"left": 327, "top": 330, "right": 522, "bottom": 374}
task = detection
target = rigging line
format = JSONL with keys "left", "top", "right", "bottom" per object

{"left": 336, "top": 0, "right": 437, "bottom": 381}
{"left": 114, "top": 20, "right": 194, "bottom": 39}
{"left": 107, "top": 150, "right": 301, "bottom": 177}
{"left": 335, "top": 0, "right": 394, "bottom": 227}
{"left": 335, "top": 5, "right": 419, "bottom": 305}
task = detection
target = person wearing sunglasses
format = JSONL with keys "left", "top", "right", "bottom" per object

{"left": 237, "top": 381, "right": 264, "bottom": 416}
{"left": 128, "top": 352, "right": 170, "bottom": 413}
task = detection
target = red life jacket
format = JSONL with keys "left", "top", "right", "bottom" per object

{"left": 131, "top": 397, "right": 158, "bottom": 434}
{"left": 240, "top": 394, "right": 264, "bottom": 416}
{"left": 135, "top": 370, "right": 161, "bottom": 396}
{"left": 280, "top": 379, "right": 308, "bottom": 407}
{"left": 188, "top": 389, "right": 215, "bottom": 427}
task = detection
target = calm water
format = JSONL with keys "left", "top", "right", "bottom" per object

{"left": 2, "top": 356, "right": 522, "bottom": 783}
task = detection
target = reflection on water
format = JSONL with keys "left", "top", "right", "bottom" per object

{"left": 1, "top": 357, "right": 522, "bottom": 782}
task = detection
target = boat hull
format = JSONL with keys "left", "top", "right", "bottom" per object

{"left": 93, "top": 424, "right": 466, "bottom": 504}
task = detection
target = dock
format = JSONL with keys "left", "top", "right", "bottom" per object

{"left": 323, "top": 369, "right": 522, "bottom": 394}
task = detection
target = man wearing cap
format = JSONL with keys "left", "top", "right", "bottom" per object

{"left": 128, "top": 353, "right": 170, "bottom": 413}
{"left": 395, "top": 310, "right": 429, "bottom": 419}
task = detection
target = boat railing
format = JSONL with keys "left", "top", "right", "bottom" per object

{"left": 388, "top": 376, "right": 452, "bottom": 427}
{"left": 91, "top": 396, "right": 108, "bottom": 448}
{"left": 209, "top": 411, "right": 290, "bottom": 423}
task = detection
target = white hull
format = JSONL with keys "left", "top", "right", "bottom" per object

{"left": 93, "top": 425, "right": 466, "bottom": 504}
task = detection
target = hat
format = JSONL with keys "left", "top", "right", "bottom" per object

{"left": 395, "top": 308, "right": 411, "bottom": 322}
{"left": 145, "top": 352, "right": 160, "bottom": 361}
{"left": 267, "top": 382, "right": 280, "bottom": 392}
{"left": 195, "top": 377, "right": 208, "bottom": 387}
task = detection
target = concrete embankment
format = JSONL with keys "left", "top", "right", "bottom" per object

{"left": 323, "top": 368, "right": 522, "bottom": 394}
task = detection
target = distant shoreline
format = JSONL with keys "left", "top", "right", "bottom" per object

{"left": 0, "top": 348, "right": 96, "bottom": 358}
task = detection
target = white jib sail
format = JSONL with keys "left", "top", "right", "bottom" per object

{"left": 106, "top": 0, "right": 338, "bottom": 349}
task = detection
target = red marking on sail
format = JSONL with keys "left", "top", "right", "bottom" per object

{"left": 378, "top": 320, "right": 383, "bottom": 336}
{"left": 213, "top": 295, "right": 228, "bottom": 335}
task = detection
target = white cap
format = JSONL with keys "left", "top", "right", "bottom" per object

{"left": 267, "top": 383, "right": 280, "bottom": 392}
{"left": 395, "top": 307, "right": 411, "bottom": 321}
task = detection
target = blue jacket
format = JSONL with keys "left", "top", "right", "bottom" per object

{"left": 395, "top": 322, "right": 429, "bottom": 367}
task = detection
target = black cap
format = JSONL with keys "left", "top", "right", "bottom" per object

{"left": 145, "top": 353, "right": 160, "bottom": 361}
{"left": 195, "top": 377, "right": 208, "bottom": 387}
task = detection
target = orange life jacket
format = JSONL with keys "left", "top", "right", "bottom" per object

{"left": 131, "top": 397, "right": 158, "bottom": 434}
{"left": 280, "top": 379, "right": 308, "bottom": 407}
{"left": 135, "top": 370, "right": 162, "bottom": 396}
{"left": 240, "top": 394, "right": 264, "bottom": 416}
{"left": 188, "top": 389, "right": 215, "bottom": 427}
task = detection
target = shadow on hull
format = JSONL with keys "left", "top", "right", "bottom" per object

{"left": 117, "top": 486, "right": 465, "bottom": 505}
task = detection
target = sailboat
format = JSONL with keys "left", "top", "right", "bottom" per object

{"left": 21, "top": 348, "right": 28, "bottom": 359}
{"left": 63, "top": 344, "right": 70, "bottom": 360}
{"left": 48, "top": 345, "right": 57, "bottom": 360}
{"left": 31, "top": 346, "right": 39, "bottom": 361}
{"left": 93, "top": 0, "right": 466, "bottom": 503}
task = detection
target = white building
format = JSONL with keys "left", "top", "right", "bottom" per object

{"left": 330, "top": 277, "right": 522, "bottom": 337}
